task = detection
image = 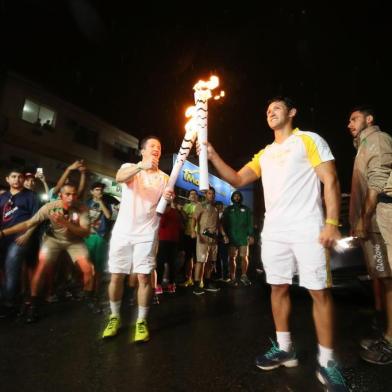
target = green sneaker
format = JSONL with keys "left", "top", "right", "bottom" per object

{"left": 102, "top": 315, "right": 121, "bottom": 338}
{"left": 134, "top": 319, "right": 150, "bottom": 342}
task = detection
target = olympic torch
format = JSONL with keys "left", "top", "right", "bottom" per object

{"left": 156, "top": 107, "right": 198, "bottom": 214}
{"left": 193, "top": 76, "right": 222, "bottom": 191}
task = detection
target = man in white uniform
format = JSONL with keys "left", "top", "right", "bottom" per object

{"left": 201, "top": 97, "right": 347, "bottom": 391}
{"left": 102, "top": 136, "right": 170, "bottom": 342}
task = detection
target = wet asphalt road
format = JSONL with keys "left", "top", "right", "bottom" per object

{"left": 1, "top": 279, "right": 390, "bottom": 392}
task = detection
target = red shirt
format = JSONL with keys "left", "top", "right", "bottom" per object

{"left": 158, "top": 207, "right": 183, "bottom": 242}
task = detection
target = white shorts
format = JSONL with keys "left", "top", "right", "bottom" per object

{"left": 108, "top": 233, "right": 158, "bottom": 275}
{"left": 261, "top": 239, "right": 331, "bottom": 290}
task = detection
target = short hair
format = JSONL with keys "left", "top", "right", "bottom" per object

{"left": 188, "top": 188, "right": 198, "bottom": 196}
{"left": 60, "top": 182, "right": 77, "bottom": 193}
{"left": 6, "top": 168, "right": 24, "bottom": 176}
{"left": 349, "top": 105, "right": 375, "bottom": 119}
{"left": 90, "top": 182, "right": 106, "bottom": 190}
{"left": 215, "top": 201, "right": 223, "bottom": 206}
{"left": 139, "top": 135, "right": 161, "bottom": 151}
{"left": 267, "top": 96, "right": 296, "bottom": 112}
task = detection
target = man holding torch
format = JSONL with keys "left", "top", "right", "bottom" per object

{"left": 199, "top": 97, "right": 347, "bottom": 391}
{"left": 102, "top": 136, "right": 172, "bottom": 343}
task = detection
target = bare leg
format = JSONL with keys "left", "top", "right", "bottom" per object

{"left": 108, "top": 273, "right": 126, "bottom": 301}
{"left": 241, "top": 255, "right": 249, "bottom": 275}
{"left": 229, "top": 256, "right": 236, "bottom": 280}
{"left": 137, "top": 273, "right": 152, "bottom": 307}
{"left": 271, "top": 284, "right": 291, "bottom": 331}
{"left": 308, "top": 288, "right": 334, "bottom": 348}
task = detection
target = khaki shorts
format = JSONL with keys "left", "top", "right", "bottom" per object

{"left": 229, "top": 245, "right": 249, "bottom": 258}
{"left": 40, "top": 235, "right": 89, "bottom": 264}
{"left": 361, "top": 232, "right": 391, "bottom": 278}
{"left": 376, "top": 202, "right": 392, "bottom": 274}
{"left": 196, "top": 238, "right": 217, "bottom": 263}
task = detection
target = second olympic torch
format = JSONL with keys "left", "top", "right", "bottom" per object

{"left": 193, "top": 76, "right": 221, "bottom": 191}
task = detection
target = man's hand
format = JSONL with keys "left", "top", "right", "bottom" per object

{"left": 68, "top": 160, "right": 83, "bottom": 171}
{"left": 319, "top": 224, "right": 341, "bottom": 248}
{"left": 50, "top": 212, "right": 68, "bottom": 227}
{"left": 196, "top": 141, "right": 218, "bottom": 161}
{"left": 141, "top": 156, "right": 159, "bottom": 170}
{"left": 353, "top": 216, "right": 369, "bottom": 239}
{"left": 35, "top": 172, "right": 46, "bottom": 181}
{"left": 15, "top": 233, "right": 30, "bottom": 246}
{"left": 163, "top": 188, "right": 175, "bottom": 202}
{"left": 248, "top": 236, "right": 255, "bottom": 246}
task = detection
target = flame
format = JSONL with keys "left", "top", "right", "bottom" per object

{"left": 193, "top": 75, "right": 224, "bottom": 102}
{"left": 186, "top": 76, "right": 225, "bottom": 132}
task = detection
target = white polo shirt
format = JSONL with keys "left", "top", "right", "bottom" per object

{"left": 246, "top": 128, "right": 334, "bottom": 238}
{"left": 111, "top": 163, "right": 168, "bottom": 242}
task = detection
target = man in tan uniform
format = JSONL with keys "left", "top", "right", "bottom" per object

{"left": 348, "top": 105, "right": 392, "bottom": 364}
{"left": 0, "top": 183, "right": 93, "bottom": 322}
{"left": 192, "top": 187, "right": 222, "bottom": 295}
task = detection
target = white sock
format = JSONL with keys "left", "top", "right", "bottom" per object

{"left": 318, "top": 344, "right": 334, "bottom": 367}
{"left": 110, "top": 300, "right": 121, "bottom": 317}
{"left": 137, "top": 306, "right": 149, "bottom": 321}
{"left": 276, "top": 331, "right": 292, "bottom": 352}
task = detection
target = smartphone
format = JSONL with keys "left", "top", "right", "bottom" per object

{"left": 36, "top": 167, "right": 43, "bottom": 176}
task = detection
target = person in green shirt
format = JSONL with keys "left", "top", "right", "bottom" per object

{"left": 222, "top": 190, "right": 254, "bottom": 286}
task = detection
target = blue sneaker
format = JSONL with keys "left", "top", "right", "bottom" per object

{"left": 316, "top": 360, "right": 348, "bottom": 391}
{"left": 255, "top": 340, "right": 298, "bottom": 370}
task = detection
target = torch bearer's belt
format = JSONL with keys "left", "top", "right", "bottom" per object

{"left": 377, "top": 193, "right": 392, "bottom": 204}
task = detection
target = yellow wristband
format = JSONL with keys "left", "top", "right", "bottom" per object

{"left": 325, "top": 218, "right": 339, "bottom": 227}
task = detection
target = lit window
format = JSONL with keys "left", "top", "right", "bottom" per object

{"left": 22, "top": 99, "right": 56, "bottom": 127}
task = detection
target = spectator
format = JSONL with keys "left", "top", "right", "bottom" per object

{"left": 222, "top": 190, "right": 254, "bottom": 286}
{"left": 0, "top": 168, "right": 40, "bottom": 317}
{"left": 48, "top": 160, "right": 87, "bottom": 201}
{"left": 179, "top": 189, "right": 199, "bottom": 287}
{"left": 1, "top": 183, "right": 94, "bottom": 322}
{"left": 85, "top": 182, "right": 112, "bottom": 303}
{"left": 347, "top": 106, "right": 392, "bottom": 365}
{"left": 192, "top": 187, "right": 221, "bottom": 295}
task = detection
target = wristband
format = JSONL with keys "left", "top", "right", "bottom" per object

{"left": 325, "top": 218, "right": 339, "bottom": 227}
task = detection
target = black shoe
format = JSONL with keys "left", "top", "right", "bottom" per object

{"left": 25, "top": 304, "right": 39, "bottom": 323}
{"left": 360, "top": 337, "right": 392, "bottom": 365}
{"left": 193, "top": 286, "right": 205, "bottom": 295}
{"left": 227, "top": 279, "right": 239, "bottom": 288}
{"left": 85, "top": 298, "right": 103, "bottom": 314}
{"left": 204, "top": 282, "right": 220, "bottom": 292}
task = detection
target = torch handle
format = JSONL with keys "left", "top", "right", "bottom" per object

{"left": 156, "top": 130, "right": 197, "bottom": 214}
{"left": 156, "top": 196, "right": 168, "bottom": 215}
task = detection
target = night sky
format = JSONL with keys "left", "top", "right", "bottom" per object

{"left": 2, "top": 0, "right": 392, "bottom": 191}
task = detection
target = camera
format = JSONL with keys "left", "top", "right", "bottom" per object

{"left": 202, "top": 229, "right": 217, "bottom": 240}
